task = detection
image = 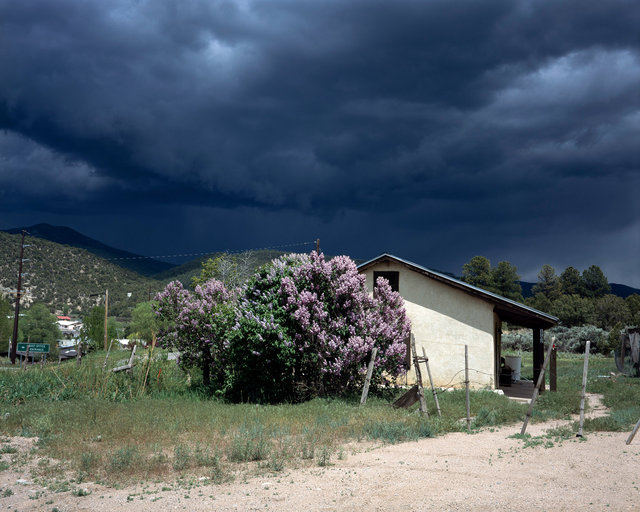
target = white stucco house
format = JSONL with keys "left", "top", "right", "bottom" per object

{"left": 358, "top": 254, "right": 558, "bottom": 390}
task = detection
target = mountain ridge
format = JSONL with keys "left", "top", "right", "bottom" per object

{"left": 2, "top": 223, "right": 175, "bottom": 276}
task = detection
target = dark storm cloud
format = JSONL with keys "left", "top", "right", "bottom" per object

{"left": 0, "top": 0, "right": 638, "bottom": 284}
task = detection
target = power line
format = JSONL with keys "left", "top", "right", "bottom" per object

{"left": 102, "top": 240, "right": 317, "bottom": 262}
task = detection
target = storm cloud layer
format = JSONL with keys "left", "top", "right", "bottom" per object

{"left": 1, "top": 0, "right": 638, "bottom": 285}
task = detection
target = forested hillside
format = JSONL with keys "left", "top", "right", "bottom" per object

{"left": 0, "top": 232, "right": 163, "bottom": 318}
{"left": 2, "top": 224, "right": 175, "bottom": 276}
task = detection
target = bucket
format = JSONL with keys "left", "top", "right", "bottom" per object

{"left": 504, "top": 356, "right": 521, "bottom": 382}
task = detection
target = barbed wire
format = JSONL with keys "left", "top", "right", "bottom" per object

{"left": 418, "top": 367, "right": 498, "bottom": 391}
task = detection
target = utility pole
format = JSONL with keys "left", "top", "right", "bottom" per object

{"left": 316, "top": 238, "right": 320, "bottom": 253}
{"left": 10, "top": 230, "right": 28, "bottom": 364}
{"left": 103, "top": 289, "right": 109, "bottom": 351}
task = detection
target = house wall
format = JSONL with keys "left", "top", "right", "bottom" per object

{"left": 364, "top": 261, "right": 496, "bottom": 389}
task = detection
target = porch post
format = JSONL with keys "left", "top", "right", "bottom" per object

{"left": 532, "top": 328, "right": 544, "bottom": 393}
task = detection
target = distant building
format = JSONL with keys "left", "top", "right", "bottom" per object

{"left": 56, "top": 316, "right": 83, "bottom": 340}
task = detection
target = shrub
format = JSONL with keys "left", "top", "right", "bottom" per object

{"left": 155, "top": 280, "right": 236, "bottom": 390}
{"left": 502, "top": 325, "right": 608, "bottom": 354}
{"left": 108, "top": 446, "right": 142, "bottom": 472}
{"left": 550, "top": 325, "right": 608, "bottom": 354}
{"left": 227, "top": 252, "right": 410, "bottom": 402}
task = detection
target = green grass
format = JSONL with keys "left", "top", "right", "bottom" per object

{"left": 0, "top": 350, "right": 638, "bottom": 485}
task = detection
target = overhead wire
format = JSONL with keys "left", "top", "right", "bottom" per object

{"left": 103, "top": 240, "right": 317, "bottom": 262}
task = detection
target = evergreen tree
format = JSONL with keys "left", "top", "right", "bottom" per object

{"left": 593, "top": 294, "right": 631, "bottom": 330}
{"left": 581, "top": 265, "right": 611, "bottom": 298}
{"left": 625, "top": 294, "right": 640, "bottom": 325}
{"left": 560, "top": 266, "right": 582, "bottom": 295}
{"left": 525, "top": 293, "right": 553, "bottom": 314}
{"left": 462, "top": 256, "right": 496, "bottom": 292}
{"left": 532, "top": 264, "right": 562, "bottom": 301}
{"left": 551, "top": 294, "right": 594, "bottom": 326}
{"left": 491, "top": 261, "right": 523, "bottom": 301}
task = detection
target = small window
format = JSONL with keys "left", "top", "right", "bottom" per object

{"left": 373, "top": 271, "right": 399, "bottom": 292}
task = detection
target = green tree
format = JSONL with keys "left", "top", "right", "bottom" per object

{"left": 550, "top": 294, "right": 594, "bottom": 326}
{"left": 581, "top": 265, "right": 611, "bottom": 298}
{"left": 525, "top": 293, "right": 554, "bottom": 314}
{"left": 192, "top": 255, "right": 234, "bottom": 288}
{"left": 626, "top": 294, "right": 640, "bottom": 325}
{"left": 603, "top": 322, "right": 624, "bottom": 356}
{"left": 593, "top": 294, "right": 631, "bottom": 330}
{"left": 0, "top": 296, "right": 12, "bottom": 354}
{"left": 491, "top": 261, "right": 523, "bottom": 301}
{"left": 192, "top": 252, "right": 256, "bottom": 289}
{"left": 20, "top": 303, "right": 60, "bottom": 357}
{"left": 532, "top": 264, "right": 562, "bottom": 301}
{"left": 560, "top": 266, "right": 582, "bottom": 295}
{"left": 462, "top": 256, "right": 496, "bottom": 292}
{"left": 80, "top": 306, "right": 117, "bottom": 351}
{"left": 128, "top": 301, "right": 159, "bottom": 344}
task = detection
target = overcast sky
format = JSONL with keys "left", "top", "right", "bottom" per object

{"left": 1, "top": 0, "right": 638, "bottom": 286}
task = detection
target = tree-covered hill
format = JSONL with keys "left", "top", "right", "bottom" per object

{"left": 0, "top": 231, "right": 164, "bottom": 318}
{"left": 2, "top": 224, "right": 175, "bottom": 276}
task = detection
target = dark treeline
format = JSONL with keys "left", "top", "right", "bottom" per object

{"left": 460, "top": 256, "right": 639, "bottom": 331}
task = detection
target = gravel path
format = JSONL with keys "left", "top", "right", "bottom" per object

{"left": 2, "top": 394, "right": 639, "bottom": 511}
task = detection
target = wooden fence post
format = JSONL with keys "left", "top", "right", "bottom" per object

{"left": 102, "top": 337, "right": 115, "bottom": 370}
{"left": 411, "top": 334, "right": 428, "bottom": 416}
{"left": 626, "top": 418, "right": 640, "bottom": 445}
{"left": 550, "top": 344, "right": 557, "bottom": 392}
{"left": 465, "top": 345, "right": 471, "bottom": 433}
{"left": 521, "top": 337, "right": 555, "bottom": 435}
{"left": 360, "top": 347, "right": 378, "bottom": 406}
{"left": 577, "top": 340, "right": 591, "bottom": 437}
{"left": 23, "top": 346, "right": 30, "bottom": 370}
{"left": 422, "top": 347, "right": 441, "bottom": 417}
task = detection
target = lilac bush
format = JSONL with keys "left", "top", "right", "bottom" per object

{"left": 155, "top": 279, "right": 236, "bottom": 389}
{"left": 155, "top": 252, "right": 411, "bottom": 402}
{"left": 226, "top": 253, "right": 307, "bottom": 402}
{"left": 229, "top": 252, "right": 410, "bottom": 401}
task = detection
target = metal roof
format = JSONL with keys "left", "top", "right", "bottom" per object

{"left": 357, "top": 253, "right": 558, "bottom": 329}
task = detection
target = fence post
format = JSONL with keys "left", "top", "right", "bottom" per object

{"left": 23, "top": 346, "right": 30, "bottom": 370}
{"left": 422, "top": 347, "right": 441, "bottom": 417}
{"left": 360, "top": 347, "right": 378, "bottom": 406}
{"left": 577, "top": 340, "right": 591, "bottom": 437}
{"left": 626, "top": 418, "right": 640, "bottom": 445}
{"left": 521, "top": 337, "right": 555, "bottom": 435}
{"left": 102, "top": 337, "right": 115, "bottom": 370}
{"left": 465, "top": 345, "right": 471, "bottom": 433}
{"left": 411, "top": 334, "right": 428, "bottom": 416}
{"left": 550, "top": 344, "right": 557, "bottom": 392}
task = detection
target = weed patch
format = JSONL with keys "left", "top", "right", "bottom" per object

{"left": 108, "top": 445, "right": 142, "bottom": 473}
{"left": 363, "top": 420, "right": 432, "bottom": 443}
{"left": 226, "top": 425, "right": 271, "bottom": 462}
